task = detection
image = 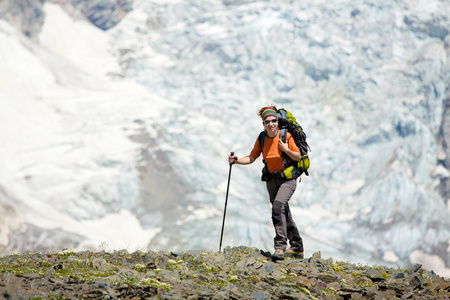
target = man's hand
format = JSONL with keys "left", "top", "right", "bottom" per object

{"left": 278, "top": 139, "right": 289, "bottom": 153}
{"left": 228, "top": 153, "right": 237, "bottom": 164}
{"left": 279, "top": 140, "right": 301, "bottom": 161}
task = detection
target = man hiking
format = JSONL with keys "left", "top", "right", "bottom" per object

{"left": 228, "top": 106, "right": 304, "bottom": 260}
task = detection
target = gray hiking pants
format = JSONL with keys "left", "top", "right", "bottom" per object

{"left": 266, "top": 178, "right": 303, "bottom": 252}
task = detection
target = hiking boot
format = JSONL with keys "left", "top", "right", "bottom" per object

{"left": 272, "top": 249, "right": 285, "bottom": 260}
{"left": 285, "top": 248, "right": 304, "bottom": 259}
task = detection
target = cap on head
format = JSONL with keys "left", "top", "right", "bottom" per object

{"left": 261, "top": 107, "right": 278, "bottom": 120}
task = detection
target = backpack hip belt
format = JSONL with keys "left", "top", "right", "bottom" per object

{"left": 271, "top": 167, "right": 297, "bottom": 180}
{"left": 261, "top": 163, "right": 295, "bottom": 182}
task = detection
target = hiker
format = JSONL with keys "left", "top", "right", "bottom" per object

{"left": 228, "top": 106, "right": 304, "bottom": 260}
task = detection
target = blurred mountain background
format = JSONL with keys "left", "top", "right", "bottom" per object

{"left": 0, "top": 0, "right": 449, "bottom": 277}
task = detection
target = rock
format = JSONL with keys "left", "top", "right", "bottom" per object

{"left": 106, "top": 274, "right": 121, "bottom": 283}
{"left": 16, "top": 273, "right": 41, "bottom": 279}
{"left": 79, "top": 289, "right": 104, "bottom": 299}
{"left": 249, "top": 291, "right": 269, "bottom": 300}
{"left": 317, "top": 274, "right": 339, "bottom": 284}
{"left": 365, "top": 269, "right": 385, "bottom": 281}
{"left": 117, "top": 282, "right": 129, "bottom": 290}
{"left": 439, "top": 282, "right": 450, "bottom": 291}
{"left": 295, "top": 276, "right": 314, "bottom": 288}
{"left": 412, "top": 263, "right": 422, "bottom": 272}
{"left": 363, "top": 286, "right": 378, "bottom": 298}
{"left": 159, "top": 270, "right": 180, "bottom": 282}
{"left": 270, "top": 269, "right": 285, "bottom": 280}
{"left": 262, "top": 262, "right": 275, "bottom": 276}
{"left": 212, "top": 291, "right": 229, "bottom": 300}
{"left": 383, "top": 278, "right": 406, "bottom": 294}
{"left": 91, "top": 258, "right": 107, "bottom": 270}
{"left": 407, "top": 274, "right": 422, "bottom": 288}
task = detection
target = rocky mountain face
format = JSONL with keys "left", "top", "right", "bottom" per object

{"left": 0, "top": 0, "right": 132, "bottom": 38}
{"left": 0, "top": 0, "right": 449, "bottom": 278}
{"left": 439, "top": 92, "right": 450, "bottom": 199}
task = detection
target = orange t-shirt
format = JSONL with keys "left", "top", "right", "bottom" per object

{"left": 250, "top": 131, "right": 300, "bottom": 173}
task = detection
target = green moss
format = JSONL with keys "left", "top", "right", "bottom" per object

{"left": 356, "top": 279, "right": 374, "bottom": 288}
{"left": 331, "top": 263, "right": 344, "bottom": 272}
{"left": 40, "top": 261, "right": 52, "bottom": 268}
{"left": 57, "top": 249, "right": 77, "bottom": 260}
{"left": 207, "top": 279, "right": 229, "bottom": 288}
{"left": 124, "top": 276, "right": 140, "bottom": 286}
{"left": 370, "top": 265, "right": 383, "bottom": 271}
{"left": 299, "top": 287, "right": 319, "bottom": 300}
{"left": 53, "top": 269, "right": 72, "bottom": 279}
{"left": 319, "top": 287, "right": 339, "bottom": 298}
{"left": 134, "top": 264, "right": 147, "bottom": 272}
{"left": 141, "top": 278, "right": 172, "bottom": 291}
{"left": 166, "top": 259, "right": 188, "bottom": 272}
{"left": 352, "top": 271, "right": 362, "bottom": 277}
{"left": 246, "top": 274, "right": 260, "bottom": 283}
{"left": 47, "top": 294, "right": 65, "bottom": 300}
{"left": 0, "top": 255, "right": 48, "bottom": 276}
{"left": 84, "top": 270, "right": 117, "bottom": 280}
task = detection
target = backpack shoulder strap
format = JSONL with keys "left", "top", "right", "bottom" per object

{"left": 279, "top": 129, "right": 291, "bottom": 169}
{"left": 280, "top": 128, "right": 287, "bottom": 143}
{"left": 258, "top": 131, "right": 265, "bottom": 152}
{"left": 258, "top": 131, "right": 269, "bottom": 169}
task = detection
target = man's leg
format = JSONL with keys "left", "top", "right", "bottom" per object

{"left": 267, "top": 179, "right": 297, "bottom": 251}
{"left": 285, "top": 202, "right": 304, "bottom": 252}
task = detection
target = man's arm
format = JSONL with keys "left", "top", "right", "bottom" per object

{"left": 228, "top": 154, "right": 256, "bottom": 165}
{"left": 278, "top": 139, "right": 301, "bottom": 161}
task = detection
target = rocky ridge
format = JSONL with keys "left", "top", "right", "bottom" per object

{"left": 0, "top": 246, "right": 449, "bottom": 299}
{"left": 0, "top": 0, "right": 449, "bottom": 278}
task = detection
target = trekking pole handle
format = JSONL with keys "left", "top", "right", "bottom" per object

{"left": 230, "top": 152, "right": 235, "bottom": 165}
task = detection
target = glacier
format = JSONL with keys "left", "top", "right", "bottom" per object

{"left": 0, "top": 0, "right": 449, "bottom": 277}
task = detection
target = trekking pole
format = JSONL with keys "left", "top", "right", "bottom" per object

{"left": 219, "top": 152, "right": 234, "bottom": 253}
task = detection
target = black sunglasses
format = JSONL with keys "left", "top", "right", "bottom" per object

{"left": 263, "top": 119, "right": 278, "bottom": 125}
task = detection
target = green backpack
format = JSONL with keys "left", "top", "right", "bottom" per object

{"left": 258, "top": 108, "right": 310, "bottom": 180}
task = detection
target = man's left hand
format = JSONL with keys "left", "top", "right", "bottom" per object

{"left": 278, "top": 140, "right": 289, "bottom": 153}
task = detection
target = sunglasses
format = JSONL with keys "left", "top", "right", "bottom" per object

{"left": 263, "top": 119, "right": 278, "bottom": 125}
